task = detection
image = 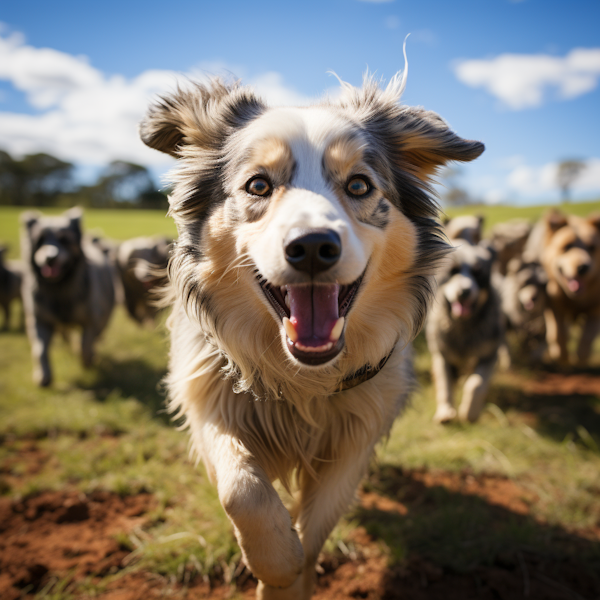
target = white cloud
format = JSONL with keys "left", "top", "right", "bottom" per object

{"left": 0, "top": 29, "right": 314, "bottom": 172}
{"left": 505, "top": 158, "right": 600, "bottom": 197}
{"left": 454, "top": 48, "right": 600, "bottom": 109}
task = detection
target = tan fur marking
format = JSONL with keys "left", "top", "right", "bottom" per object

{"left": 247, "top": 138, "right": 295, "bottom": 186}
{"left": 323, "top": 134, "right": 366, "bottom": 183}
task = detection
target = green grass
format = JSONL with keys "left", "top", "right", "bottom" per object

{"left": 0, "top": 206, "right": 177, "bottom": 258}
{"left": 1, "top": 204, "right": 600, "bottom": 595}
{"left": 444, "top": 198, "right": 600, "bottom": 234}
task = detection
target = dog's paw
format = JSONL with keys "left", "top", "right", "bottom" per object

{"left": 257, "top": 572, "right": 309, "bottom": 600}
{"left": 433, "top": 404, "right": 456, "bottom": 424}
{"left": 243, "top": 525, "right": 304, "bottom": 589}
{"left": 33, "top": 368, "right": 51, "bottom": 387}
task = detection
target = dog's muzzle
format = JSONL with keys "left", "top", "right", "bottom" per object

{"left": 258, "top": 228, "right": 364, "bottom": 366}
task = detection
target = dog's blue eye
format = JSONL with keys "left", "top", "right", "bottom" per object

{"left": 247, "top": 177, "right": 271, "bottom": 197}
{"left": 347, "top": 177, "right": 370, "bottom": 197}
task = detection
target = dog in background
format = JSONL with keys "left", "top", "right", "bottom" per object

{"left": 489, "top": 218, "right": 532, "bottom": 276}
{"left": 140, "top": 73, "right": 484, "bottom": 599}
{"left": 426, "top": 241, "right": 502, "bottom": 423}
{"left": 496, "top": 257, "right": 547, "bottom": 368}
{"left": 0, "top": 245, "right": 23, "bottom": 331}
{"left": 21, "top": 208, "right": 116, "bottom": 386}
{"left": 116, "top": 236, "right": 170, "bottom": 324}
{"left": 524, "top": 209, "right": 600, "bottom": 365}
{"left": 443, "top": 214, "right": 484, "bottom": 245}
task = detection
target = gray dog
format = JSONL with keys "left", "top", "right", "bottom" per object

{"left": 21, "top": 208, "right": 116, "bottom": 386}
{"left": 426, "top": 242, "right": 504, "bottom": 423}
{"left": 0, "top": 245, "right": 23, "bottom": 331}
{"left": 116, "top": 236, "right": 170, "bottom": 324}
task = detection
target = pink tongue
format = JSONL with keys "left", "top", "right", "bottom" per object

{"left": 288, "top": 284, "right": 339, "bottom": 346}
{"left": 568, "top": 279, "right": 580, "bottom": 292}
{"left": 451, "top": 301, "right": 471, "bottom": 318}
{"left": 41, "top": 264, "right": 60, "bottom": 279}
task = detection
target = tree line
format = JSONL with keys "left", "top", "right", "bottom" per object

{"left": 0, "top": 150, "right": 168, "bottom": 209}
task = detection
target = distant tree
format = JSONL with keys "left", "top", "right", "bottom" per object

{"left": 557, "top": 159, "right": 586, "bottom": 203}
{"left": 0, "top": 150, "right": 74, "bottom": 206}
{"left": 20, "top": 153, "right": 74, "bottom": 206}
{"left": 440, "top": 166, "right": 471, "bottom": 206}
{"left": 95, "top": 161, "right": 156, "bottom": 206}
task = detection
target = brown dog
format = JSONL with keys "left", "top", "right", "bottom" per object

{"left": 524, "top": 209, "right": 600, "bottom": 365}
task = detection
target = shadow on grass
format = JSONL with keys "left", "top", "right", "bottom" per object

{"left": 355, "top": 464, "right": 600, "bottom": 599}
{"left": 77, "top": 355, "right": 170, "bottom": 424}
{"left": 489, "top": 367, "right": 600, "bottom": 450}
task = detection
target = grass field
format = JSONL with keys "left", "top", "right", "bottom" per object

{"left": 1, "top": 203, "right": 600, "bottom": 599}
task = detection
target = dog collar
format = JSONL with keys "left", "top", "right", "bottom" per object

{"left": 335, "top": 346, "right": 395, "bottom": 393}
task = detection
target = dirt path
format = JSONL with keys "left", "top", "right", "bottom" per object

{"left": 1, "top": 471, "right": 599, "bottom": 600}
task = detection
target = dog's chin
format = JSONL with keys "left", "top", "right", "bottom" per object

{"left": 257, "top": 270, "right": 365, "bottom": 367}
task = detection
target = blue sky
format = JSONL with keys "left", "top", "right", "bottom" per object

{"left": 1, "top": 0, "right": 599, "bottom": 205}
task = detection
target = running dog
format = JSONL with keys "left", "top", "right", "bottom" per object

{"left": 0, "top": 245, "right": 23, "bottom": 331}
{"left": 116, "top": 236, "right": 170, "bottom": 324}
{"left": 21, "top": 208, "right": 116, "bottom": 386}
{"left": 140, "top": 74, "right": 484, "bottom": 599}
{"left": 497, "top": 257, "right": 547, "bottom": 367}
{"left": 426, "top": 241, "right": 503, "bottom": 423}
{"left": 443, "top": 214, "right": 484, "bottom": 245}
{"left": 524, "top": 209, "right": 600, "bottom": 365}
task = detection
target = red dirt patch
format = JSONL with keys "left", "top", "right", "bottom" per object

{"left": 409, "top": 470, "right": 538, "bottom": 516}
{"left": 0, "top": 489, "right": 155, "bottom": 600}
{"left": 514, "top": 371, "right": 600, "bottom": 396}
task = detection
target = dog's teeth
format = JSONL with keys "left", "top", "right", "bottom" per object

{"left": 285, "top": 294, "right": 290, "bottom": 309}
{"left": 330, "top": 317, "right": 345, "bottom": 342}
{"left": 283, "top": 317, "right": 298, "bottom": 342}
{"left": 295, "top": 341, "right": 333, "bottom": 352}
{"left": 280, "top": 286, "right": 286, "bottom": 295}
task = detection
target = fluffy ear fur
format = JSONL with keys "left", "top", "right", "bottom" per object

{"left": 586, "top": 212, "right": 600, "bottom": 231}
{"left": 546, "top": 209, "right": 568, "bottom": 233}
{"left": 66, "top": 207, "right": 83, "bottom": 230}
{"left": 139, "top": 79, "right": 266, "bottom": 157}
{"left": 20, "top": 211, "right": 40, "bottom": 233}
{"left": 392, "top": 106, "right": 485, "bottom": 179}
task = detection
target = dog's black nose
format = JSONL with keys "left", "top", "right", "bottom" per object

{"left": 577, "top": 263, "right": 590, "bottom": 276}
{"left": 458, "top": 288, "right": 471, "bottom": 302}
{"left": 284, "top": 228, "right": 341, "bottom": 275}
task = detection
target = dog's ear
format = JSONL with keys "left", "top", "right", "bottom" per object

{"left": 478, "top": 239, "right": 497, "bottom": 263}
{"left": 586, "top": 212, "right": 600, "bottom": 231}
{"left": 506, "top": 257, "right": 522, "bottom": 274}
{"left": 65, "top": 207, "right": 83, "bottom": 235}
{"left": 20, "top": 211, "right": 40, "bottom": 233}
{"left": 545, "top": 209, "right": 568, "bottom": 233}
{"left": 140, "top": 79, "right": 266, "bottom": 157}
{"left": 392, "top": 106, "right": 485, "bottom": 179}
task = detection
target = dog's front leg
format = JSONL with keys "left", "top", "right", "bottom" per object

{"left": 81, "top": 327, "right": 96, "bottom": 368}
{"left": 431, "top": 352, "right": 457, "bottom": 423}
{"left": 544, "top": 307, "right": 570, "bottom": 365}
{"left": 257, "top": 445, "right": 374, "bottom": 600}
{"left": 27, "top": 317, "right": 54, "bottom": 386}
{"left": 577, "top": 314, "right": 600, "bottom": 365}
{"left": 1, "top": 301, "right": 10, "bottom": 331}
{"left": 458, "top": 355, "right": 496, "bottom": 422}
{"left": 204, "top": 429, "right": 304, "bottom": 592}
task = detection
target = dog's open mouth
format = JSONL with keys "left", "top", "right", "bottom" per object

{"left": 258, "top": 273, "right": 364, "bottom": 366}
{"left": 450, "top": 299, "right": 473, "bottom": 319}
